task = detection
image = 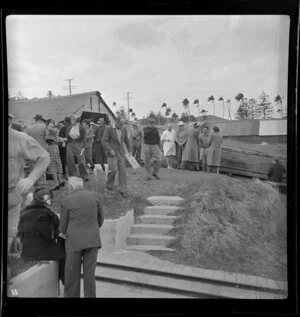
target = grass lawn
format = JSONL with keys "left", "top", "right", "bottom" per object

{"left": 9, "top": 167, "right": 287, "bottom": 282}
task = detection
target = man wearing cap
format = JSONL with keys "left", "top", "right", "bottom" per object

{"left": 102, "top": 117, "right": 131, "bottom": 198}
{"left": 130, "top": 121, "right": 143, "bottom": 165}
{"left": 25, "top": 114, "right": 48, "bottom": 185}
{"left": 143, "top": 118, "right": 161, "bottom": 180}
{"left": 175, "top": 121, "right": 187, "bottom": 169}
{"left": 8, "top": 113, "right": 50, "bottom": 254}
{"left": 199, "top": 126, "right": 210, "bottom": 172}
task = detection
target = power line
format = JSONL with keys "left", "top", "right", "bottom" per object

{"left": 63, "top": 78, "right": 77, "bottom": 95}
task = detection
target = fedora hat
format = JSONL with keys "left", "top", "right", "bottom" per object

{"left": 33, "top": 114, "right": 46, "bottom": 121}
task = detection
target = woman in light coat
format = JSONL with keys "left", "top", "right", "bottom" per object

{"left": 160, "top": 124, "right": 177, "bottom": 169}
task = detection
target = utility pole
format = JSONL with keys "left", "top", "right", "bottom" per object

{"left": 124, "top": 92, "right": 133, "bottom": 112}
{"left": 63, "top": 79, "right": 77, "bottom": 95}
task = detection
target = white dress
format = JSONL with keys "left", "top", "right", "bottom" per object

{"left": 161, "top": 129, "right": 177, "bottom": 156}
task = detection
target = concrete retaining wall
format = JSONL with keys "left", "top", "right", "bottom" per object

{"left": 7, "top": 210, "right": 134, "bottom": 297}
{"left": 101, "top": 209, "right": 134, "bottom": 251}
{"left": 7, "top": 261, "right": 59, "bottom": 298}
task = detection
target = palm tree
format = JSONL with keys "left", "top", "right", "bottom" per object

{"left": 274, "top": 94, "right": 284, "bottom": 118}
{"left": 235, "top": 93, "right": 244, "bottom": 103}
{"left": 218, "top": 97, "right": 225, "bottom": 118}
{"left": 207, "top": 95, "right": 215, "bottom": 116}
{"left": 225, "top": 99, "right": 232, "bottom": 119}
{"left": 165, "top": 107, "right": 172, "bottom": 117}
{"left": 161, "top": 102, "right": 167, "bottom": 108}
{"left": 193, "top": 99, "right": 200, "bottom": 116}
{"left": 182, "top": 98, "right": 190, "bottom": 121}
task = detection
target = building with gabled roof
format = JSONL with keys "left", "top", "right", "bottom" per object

{"left": 9, "top": 91, "right": 116, "bottom": 125}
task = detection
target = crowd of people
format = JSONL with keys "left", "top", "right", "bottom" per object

{"left": 8, "top": 111, "right": 285, "bottom": 298}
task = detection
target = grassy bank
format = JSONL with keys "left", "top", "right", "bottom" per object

{"left": 148, "top": 173, "right": 287, "bottom": 281}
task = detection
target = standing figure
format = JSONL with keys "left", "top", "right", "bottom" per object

{"left": 82, "top": 119, "right": 95, "bottom": 173}
{"left": 130, "top": 121, "right": 143, "bottom": 165}
{"left": 94, "top": 118, "right": 108, "bottom": 173}
{"left": 207, "top": 126, "right": 223, "bottom": 174}
{"left": 25, "top": 114, "right": 48, "bottom": 186}
{"left": 143, "top": 118, "right": 161, "bottom": 181}
{"left": 267, "top": 159, "right": 285, "bottom": 183}
{"left": 59, "top": 117, "right": 71, "bottom": 179}
{"left": 60, "top": 177, "right": 104, "bottom": 297}
{"left": 199, "top": 126, "right": 210, "bottom": 172}
{"left": 8, "top": 113, "right": 50, "bottom": 254}
{"left": 161, "top": 124, "right": 177, "bottom": 169}
{"left": 45, "top": 120, "right": 66, "bottom": 191}
{"left": 175, "top": 121, "right": 187, "bottom": 169}
{"left": 102, "top": 117, "right": 131, "bottom": 198}
{"left": 182, "top": 122, "right": 200, "bottom": 171}
{"left": 66, "top": 115, "right": 89, "bottom": 181}
{"left": 17, "top": 187, "right": 65, "bottom": 285}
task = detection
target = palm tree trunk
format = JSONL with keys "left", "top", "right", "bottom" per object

{"left": 222, "top": 101, "right": 225, "bottom": 118}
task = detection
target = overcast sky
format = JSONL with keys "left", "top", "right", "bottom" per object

{"left": 6, "top": 15, "right": 289, "bottom": 119}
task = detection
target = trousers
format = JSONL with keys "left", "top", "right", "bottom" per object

{"left": 66, "top": 143, "right": 89, "bottom": 179}
{"left": 64, "top": 247, "right": 98, "bottom": 298}
{"left": 106, "top": 154, "right": 127, "bottom": 192}
{"left": 8, "top": 191, "right": 22, "bottom": 253}
{"left": 143, "top": 144, "right": 161, "bottom": 177}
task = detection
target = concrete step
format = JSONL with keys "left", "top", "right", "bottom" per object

{"left": 147, "top": 196, "right": 184, "bottom": 206}
{"left": 124, "top": 245, "right": 175, "bottom": 252}
{"left": 131, "top": 224, "right": 173, "bottom": 235}
{"left": 126, "top": 234, "right": 176, "bottom": 246}
{"left": 143, "top": 206, "right": 182, "bottom": 215}
{"left": 140, "top": 215, "right": 177, "bottom": 225}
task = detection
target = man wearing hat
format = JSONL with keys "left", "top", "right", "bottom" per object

{"left": 143, "top": 117, "right": 161, "bottom": 180}
{"left": 93, "top": 117, "right": 108, "bottom": 172}
{"left": 175, "top": 121, "right": 187, "bottom": 169}
{"left": 59, "top": 117, "right": 72, "bottom": 178}
{"left": 8, "top": 113, "right": 50, "bottom": 255}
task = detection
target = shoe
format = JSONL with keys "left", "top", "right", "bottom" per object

{"left": 146, "top": 176, "right": 152, "bottom": 181}
{"left": 59, "top": 181, "right": 65, "bottom": 189}
{"left": 119, "top": 191, "right": 129, "bottom": 198}
{"left": 51, "top": 184, "right": 60, "bottom": 191}
{"left": 152, "top": 173, "right": 160, "bottom": 180}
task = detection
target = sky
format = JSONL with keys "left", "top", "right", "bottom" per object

{"left": 6, "top": 15, "right": 290, "bottom": 119}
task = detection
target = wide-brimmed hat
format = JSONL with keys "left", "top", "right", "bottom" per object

{"left": 33, "top": 114, "right": 46, "bottom": 121}
{"left": 178, "top": 121, "right": 184, "bottom": 126}
{"left": 33, "top": 187, "right": 53, "bottom": 203}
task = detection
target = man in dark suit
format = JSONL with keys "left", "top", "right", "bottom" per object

{"left": 60, "top": 177, "right": 104, "bottom": 298}
{"left": 102, "top": 117, "right": 131, "bottom": 198}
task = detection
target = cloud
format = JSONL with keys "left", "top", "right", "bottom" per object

{"left": 61, "top": 56, "right": 92, "bottom": 77}
{"left": 100, "top": 46, "right": 137, "bottom": 70}
{"left": 113, "top": 21, "right": 166, "bottom": 49}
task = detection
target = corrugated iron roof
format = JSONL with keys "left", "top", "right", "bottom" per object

{"left": 9, "top": 91, "right": 115, "bottom": 125}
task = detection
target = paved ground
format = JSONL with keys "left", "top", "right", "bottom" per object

{"left": 59, "top": 249, "right": 287, "bottom": 298}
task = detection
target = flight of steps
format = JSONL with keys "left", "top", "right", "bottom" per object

{"left": 125, "top": 196, "right": 184, "bottom": 252}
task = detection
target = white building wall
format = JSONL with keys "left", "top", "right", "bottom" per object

{"left": 259, "top": 119, "right": 287, "bottom": 136}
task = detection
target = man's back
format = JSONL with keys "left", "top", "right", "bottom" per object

{"left": 26, "top": 122, "right": 47, "bottom": 149}
{"left": 60, "top": 190, "right": 104, "bottom": 253}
